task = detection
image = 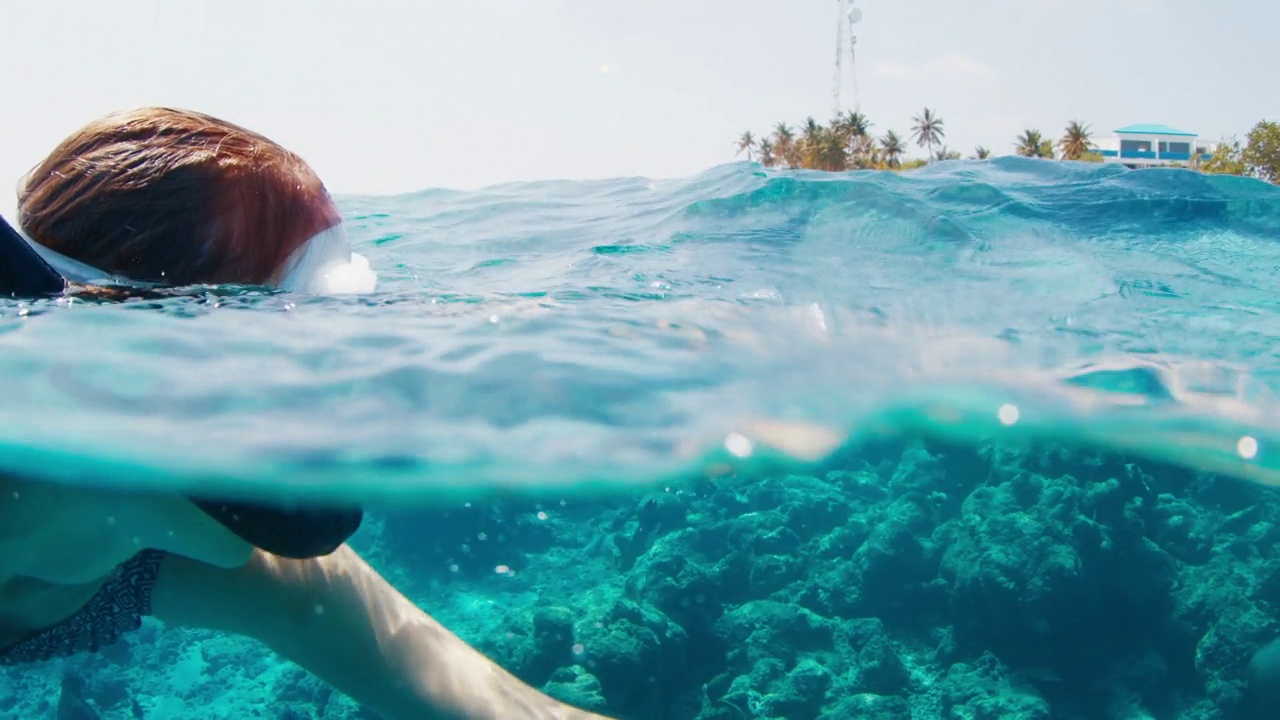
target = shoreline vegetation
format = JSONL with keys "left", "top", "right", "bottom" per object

{"left": 734, "top": 109, "right": 1280, "bottom": 185}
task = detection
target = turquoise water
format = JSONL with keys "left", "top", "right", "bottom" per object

{"left": 7, "top": 158, "right": 1280, "bottom": 719}
{"left": 2, "top": 157, "right": 1279, "bottom": 497}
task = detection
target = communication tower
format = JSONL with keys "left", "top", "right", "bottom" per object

{"left": 832, "top": 0, "right": 863, "bottom": 117}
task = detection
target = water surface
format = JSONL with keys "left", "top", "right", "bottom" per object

{"left": 2, "top": 157, "right": 1279, "bottom": 499}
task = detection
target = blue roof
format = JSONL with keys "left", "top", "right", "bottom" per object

{"left": 1114, "top": 123, "right": 1197, "bottom": 137}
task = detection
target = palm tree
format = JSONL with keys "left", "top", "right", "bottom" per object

{"left": 833, "top": 111, "right": 870, "bottom": 138}
{"left": 1016, "top": 129, "right": 1049, "bottom": 158}
{"left": 849, "top": 136, "right": 879, "bottom": 169}
{"left": 800, "top": 117, "right": 826, "bottom": 169}
{"left": 1058, "top": 120, "right": 1093, "bottom": 161}
{"left": 911, "top": 108, "right": 946, "bottom": 160}
{"left": 815, "top": 129, "right": 849, "bottom": 171}
{"left": 880, "top": 130, "right": 905, "bottom": 169}
{"left": 758, "top": 139, "right": 776, "bottom": 167}
{"left": 842, "top": 113, "right": 883, "bottom": 169}
{"left": 860, "top": 143, "right": 884, "bottom": 170}
{"left": 772, "top": 123, "right": 797, "bottom": 168}
{"left": 735, "top": 131, "right": 757, "bottom": 162}
{"left": 735, "top": 110, "right": 1022, "bottom": 173}
{"left": 833, "top": 111, "right": 872, "bottom": 158}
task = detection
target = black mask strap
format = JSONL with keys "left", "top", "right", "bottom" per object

{"left": 0, "top": 214, "right": 67, "bottom": 297}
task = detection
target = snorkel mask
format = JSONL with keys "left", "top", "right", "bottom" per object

{"left": 0, "top": 213, "right": 365, "bottom": 558}
{"left": 16, "top": 222, "right": 378, "bottom": 296}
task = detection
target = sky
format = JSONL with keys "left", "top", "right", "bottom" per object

{"left": 2, "top": 0, "right": 1277, "bottom": 208}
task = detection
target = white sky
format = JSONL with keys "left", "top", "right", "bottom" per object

{"left": 2, "top": 0, "right": 1276, "bottom": 207}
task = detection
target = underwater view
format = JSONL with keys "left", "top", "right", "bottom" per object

{"left": 4, "top": 157, "right": 1280, "bottom": 718}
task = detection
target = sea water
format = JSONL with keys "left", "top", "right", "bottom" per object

{"left": 4, "top": 157, "right": 1280, "bottom": 719}
{"left": 0, "top": 156, "right": 1274, "bottom": 491}
{"left": 2, "top": 157, "right": 1279, "bottom": 498}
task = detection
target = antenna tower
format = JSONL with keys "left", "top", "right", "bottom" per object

{"left": 832, "top": 0, "right": 863, "bottom": 118}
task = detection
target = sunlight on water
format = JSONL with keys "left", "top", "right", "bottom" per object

{"left": 2, "top": 158, "right": 1280, "bottom": 500}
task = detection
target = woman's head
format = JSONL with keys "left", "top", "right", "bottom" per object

{"left": 17, "top": 107, "right": 373, "bottom": 292}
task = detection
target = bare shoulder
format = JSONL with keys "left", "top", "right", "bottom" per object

{"left": 0, "top": 477, "right": 253, "bottom": 584}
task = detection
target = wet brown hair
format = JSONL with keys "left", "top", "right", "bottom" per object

{"left": 16, "top": 107, "right": 341, "bottom": 287}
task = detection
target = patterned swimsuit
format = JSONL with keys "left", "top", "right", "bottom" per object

{"left": 0, "top": 549, "right": 166, "bottom": 665}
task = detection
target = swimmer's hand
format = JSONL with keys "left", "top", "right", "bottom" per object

{"left": 150, "top": 545, "right": 615, "bottom": 720}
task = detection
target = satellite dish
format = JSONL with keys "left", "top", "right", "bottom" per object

{"left": 849, "top": 7, "right": 862, "bottom": 22}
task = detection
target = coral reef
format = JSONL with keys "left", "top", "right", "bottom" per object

{"left": 5, "top": 437, "right": 1280, "bottom": 720}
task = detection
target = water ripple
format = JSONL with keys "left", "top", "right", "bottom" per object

{"left": 3, "top": 159, "right": 1280, "bottom": 497}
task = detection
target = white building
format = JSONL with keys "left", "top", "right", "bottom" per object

{"left": 1092, "top": 124, "right": 1215, "bottom": 167}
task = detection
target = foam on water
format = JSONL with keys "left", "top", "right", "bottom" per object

{"left": 2, "top": 157, "right": 1279, "bottom": 500}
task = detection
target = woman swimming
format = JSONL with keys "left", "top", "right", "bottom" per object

{"left": 0, "top": 107, "right": 613, "bottom": 720}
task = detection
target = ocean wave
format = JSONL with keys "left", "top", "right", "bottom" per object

{"left": 2, "top": 159, "right": 1280, "bottom": 498}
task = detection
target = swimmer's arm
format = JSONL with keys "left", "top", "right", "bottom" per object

{"left": 150, "top": 545, "right": 611, "bottom": 720}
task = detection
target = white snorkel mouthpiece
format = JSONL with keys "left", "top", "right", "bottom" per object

{"left": 274, "top": 224, "right": 378, "bottom": 295}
